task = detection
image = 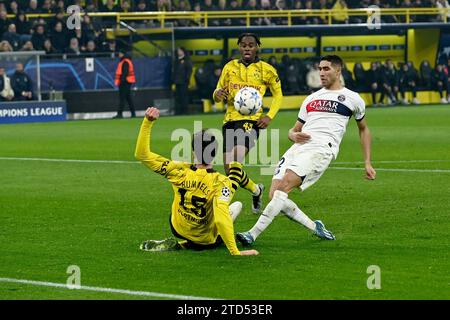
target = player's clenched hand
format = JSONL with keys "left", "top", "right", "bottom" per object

{"left": 365, "top": 164, "right": 376, "bottom": 180}
{"left": 239, "top": 249, "right": 259, "bottom": 256}
{"left": 145, "top": 107, "right": 160, "bottom": 121}
{"left": 289, "top": 131, "right": 311, "bottom": 143}
{"left": 257, "top": 116, "right": 271, "bottom": 129}
{"left": 214, "top": 88, "right": 228, "bottom": 101}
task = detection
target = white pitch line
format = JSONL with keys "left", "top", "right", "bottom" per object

{"left": 0, "top": 157, "right": 450, "bottom": 173}
{"left": 0, "top": 277, "right": 219, "bottom": 300}
{"left": 0, "top": 157, "right": 138, "bottom": 164}
{"left": 329, "top": 167, "right": 450, "bottom": 173}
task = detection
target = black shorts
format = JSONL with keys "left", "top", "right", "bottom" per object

{"left": 169, "top": 215, "right": 223, "bottom": 251}
{"left": 222, "top": 120, "right": 260, "bottom": 153}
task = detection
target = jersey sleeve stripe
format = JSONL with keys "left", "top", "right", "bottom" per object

{"left": 298, "top": 117, "right": 306, "bottom": 124}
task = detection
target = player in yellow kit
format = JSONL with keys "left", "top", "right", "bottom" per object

{"left": 213, "top": 33, "right": 283, "bottom": 214}
{"left": 135, "top": 107, "right": 258, "bottom": 256}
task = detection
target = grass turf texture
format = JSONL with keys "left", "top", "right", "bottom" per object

{"left": 0, "top": 105, "right": 449, "bottom": 300}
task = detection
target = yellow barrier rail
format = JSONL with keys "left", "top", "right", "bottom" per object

{"left": 7, "top": 7, "right": 449, "bottom": 28}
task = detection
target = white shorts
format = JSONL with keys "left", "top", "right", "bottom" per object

{"left": 273, "top": 142, "right": 333, "bottom": 191}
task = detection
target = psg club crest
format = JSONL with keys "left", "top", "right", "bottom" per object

{"left": 338, "top": 94, "right": 346, "bottom": 102}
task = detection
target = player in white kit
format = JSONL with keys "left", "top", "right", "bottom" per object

{"left": 237, "top": 55, "right": 376, "bottom": 245}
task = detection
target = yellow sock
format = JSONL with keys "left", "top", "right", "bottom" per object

{"left": 229, "top": 162, "right": 259, "bottom": 195}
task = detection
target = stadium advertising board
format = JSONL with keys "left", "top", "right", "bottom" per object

{"left": 0, "top": 100, "right": 67, "bottom": 124}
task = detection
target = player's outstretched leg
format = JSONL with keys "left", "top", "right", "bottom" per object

{"left": 229, "top": 201, "right": 243, "bottom": 222}
{"left": 313, "top": 220, "right": 336, "bottom": 240}
{"left": 228, "top": 161, "right": 264, "bottom": 214}
{"left": 236, "top": 190, "right": 288, "bottom": 246}
{"left": 282, "top": 198, "right": 336, "bottom": 240}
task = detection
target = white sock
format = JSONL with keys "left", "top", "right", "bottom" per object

{"left": 282, "top": 198, "right": 316, "bottom": 231}
{"left": 249, "top": 190, "right": 288, "bottom": 240}
{"left": 229, "top": 201, "right": 242, "bottom": 222}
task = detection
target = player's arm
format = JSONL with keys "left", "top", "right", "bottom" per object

{"left": 288, "top": 101, "right": 311, "bottom": 143}
{"left": 134, "top": 107, "right": 180, "bottom": 180}
{"left": 257, "top": 68, "right": 283, "bottom": 129}
{"left": 356, "top": 117, "right": 376, "bottom": 180}
{"left": 214, "top": 182, "right": 259, "bottom": 256}
{"left": 213, "top": 64, "right": 229, "bottom": 103}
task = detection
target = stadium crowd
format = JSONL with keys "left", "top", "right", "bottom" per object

{"left": 194, "top": 56, "right": 450, "bottom": 106}
{"left": 1, "top": 0, "right": 449, "bottom": 102}
{"left": 0, "top": 0, "right": 449, "bottom": 56}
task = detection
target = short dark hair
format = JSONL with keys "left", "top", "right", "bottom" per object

{"left": 320, "top": 55, "right": 344, "bottom": 69}
{"left": 192, "top": 129, "right": 218, "bottom": 165}
{"left": 237, "top": 33, "right": 261, "bottom": 46}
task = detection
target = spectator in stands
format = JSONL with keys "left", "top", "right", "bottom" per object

{"left": 0, "top": 67, "right": 14, "bottom": 101}
{"left": 55, "top": 0, "right": 66, "bottom": 12}
{"left": 48, "top": 9, "right": 65, "bottom": 31}
{"left": 194, "top": 64, "right": 210, "bottom": 100}
{"left": 31, "top": 24, "right": 46, "bottom": 51}
{"left": 0, "top": 40, "right": 13, "bottom": 51}
{"left": 84, "top": 40, "right": 97, "bottom": 57}
{"left": 11, "top": 63, "right": 33, "bottom": 101}
{"left": 341, "top": 63, "right": 354, "bottom": 90}
{"left": 304, "top": 0, "right": 323, "bottom": 24}
{"left": 133, "top": 0, "right": 155, "bottom": 27}
{"left": 15, "top": 12, "right": 32, "bottom": 38}
{"left": 268, "top": 56, "right": 279, "bottom": 70}
{"left": 82, "top": 14, "right": 102, "bottom": 45}
{"left": 285, "top": 60, "right": 302, "bottom": 94}
{"left": 398, "top": 63, "right": 419, "bottom": 104}
{"left": 157, "top": 0, "right": 172, "bottom": 11}
{"left": 201, "top": 0, "right": 219, "bottom": 26}
{"left": 66, "top": 37, "right": 81, "bottom": 55}
{"left": 172, "top": 47, "right": 193, "bottom": 115}
{"left": 420, "top": 60, "right": 433, "bottom": 88}
{"left": 3, "top": 24, "right": 21, "bottom": 51}
{"left": 113, "top": 49, "right": 136, "bottom": 118}
{"left": 51, "top": 21, "right": 67, "bottom": 53}
{"left": 259, "top": 0, "right": 274, "bottom": 26}
{"left": 229, "top": 0, "right": 246, "bottom": 26}
{"left": 306, "top": 62, "right": 322, "bottom": 92}
{"left": 100, "top": 0, "right": 120, "bottom": 28}
{"left": 43, "top": 38, "right": 56, "bottom": 54}
{"left": 353, "top": 62, "right": 367, "bottom": 91}
{"left": 273, "top": 0, "right": 289, "bottom": 25}
{"left": 244, "top": 0, "right": 260, "bottom": 26}
{"left": 27, "top": 0, "right": 41, "bottom": 14}
{"left": 380, "top": 59, "right": 399, "bottom": 105}
{"left": 120, "top": 0, "right": 132, "bottom": 12}
{"left": 331, "top": 0, "right": 349, "bottom": 24}
{"left": 9, "top": 1, "right": 20, "bottom": 16}
{"left": 366, "top": 61, "right": 382, "bottom": 105}
{"left": 431, "top": 64, "right": 449, "bottom": 103}
{"left": 292, "top": 0, "right": 307, "bottom": 25}
{"left": 216, "top": 0, "right": 232, "bottom": 26}
{"left": 0, "top": 10, "right": 10, "bottom": 35}
{"left": 20, "top": 40, "right": 34, "bottom": 51}
{"left": 41, "top": 0, "right": 53, "bottom": 14}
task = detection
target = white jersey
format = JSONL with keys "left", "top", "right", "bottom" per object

{"left": 298, "top": 87, "right": 366, "bottom": 158}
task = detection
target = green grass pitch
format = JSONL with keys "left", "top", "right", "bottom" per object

{"left": 0, "top": 105, "right": 449, "bottom": 300}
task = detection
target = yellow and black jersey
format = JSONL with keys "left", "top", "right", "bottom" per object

{"left": 135, "top": 118, "right": 241, "bottom": 255}
{"left": 214, "top": 58, "right": 283, "bottom": 123}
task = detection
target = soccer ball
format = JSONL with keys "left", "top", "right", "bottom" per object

{"left": 233, "top": 87, "right": 263, "bottom": 116}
